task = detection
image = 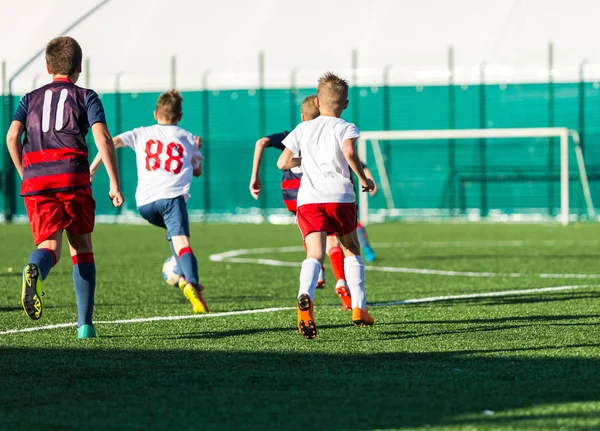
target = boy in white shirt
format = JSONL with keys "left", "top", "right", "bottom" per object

{"left": 89, "top": 90, "right": 208, "bottom": 313}
{"left": 277, "top": 72, "right": 375, "bottom": 339}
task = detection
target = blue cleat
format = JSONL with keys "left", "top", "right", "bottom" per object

{"left": 363, "top": 246, "right": 377, "bottom": 263}
{"left": 78, "top": 324, "right": 97, "bottom": 339}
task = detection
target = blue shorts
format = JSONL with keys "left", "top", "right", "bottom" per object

{"left": 137, "top": 196, "right": 190, "bottom": 240}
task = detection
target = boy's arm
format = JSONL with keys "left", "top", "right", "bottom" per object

{"left": 6, "top": 121, "right": 25, "bottom": 179}
{"left": 249, "top": 137, "right": 270, "bottom": 199}
{"left": 91, "top": 123, "right": 124, "bottom": 207}
{"left": 276, "top": 148, "right": 302, "bottom": 170}
{"left": 362, "top": 165, "right": 378, "bottom": 196}
{"left": 90, "top": 136, "right": 125, "bottom": 180}
{"left": 192, "top": 135, "right": 203, "bottom": 177}
{"left": 343, "top": 138, "right": 375, "bottom": 192}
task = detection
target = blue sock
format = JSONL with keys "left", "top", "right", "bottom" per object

{"left": 168, "top": 240, "right": 184, "bottom": 277}
{"left": 28, "top": 248, "right": 56, "bottom": 280}
{"left": 356, "top": 224, "right": 372, "bottom": 249}
{"left": 178, "top": 247, "right": 199, "bottom": 286}
{"left": 72, "top": 253, "right": 96, "bottom": 327}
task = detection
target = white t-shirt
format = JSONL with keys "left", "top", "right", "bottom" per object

{"left": 118, "top": 124, "right": 202, "bottom": 207}
{"left": 282, "top": 116, "right": 359, "bottom": 206}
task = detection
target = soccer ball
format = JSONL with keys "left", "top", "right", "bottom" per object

{"left": 162, "top": 256, "right": 181, "bottom": 287}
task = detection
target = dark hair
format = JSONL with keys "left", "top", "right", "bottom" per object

{"left": 45, "top": 37, "right": 82, "bottom": 75}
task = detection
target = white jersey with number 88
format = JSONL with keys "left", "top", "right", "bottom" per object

{"left": 118, "top": 124, "right": 202, "bottom": 207}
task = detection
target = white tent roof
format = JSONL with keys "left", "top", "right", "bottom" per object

{"left": 2, "top": 0, "right": 600, "bottom": 93}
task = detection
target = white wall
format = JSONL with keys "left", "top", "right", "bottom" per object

{"left": 1, "top": 0, "right": 600, "bottom": 93}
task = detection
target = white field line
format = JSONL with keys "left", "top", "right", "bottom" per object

{"left": 209, "top": 244, "right": 600, "bottom": 279}
{"left": 1, "top": 284, "right": 597, "bottom": 337}
{"left": 371, "top": 284, "right": 596, "bottom": 306}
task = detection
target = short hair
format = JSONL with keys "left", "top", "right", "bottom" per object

{"left": 45, "top": 37, "right": 83, "bottom": 76}
{"left": 317, "top": 72, "right": 349, "bottom": 112}
{"left": 301, "top": 94, "right": 320, "bottom": 120}
{"left": 156, "top": 90, "right": 183, "bottom": 123}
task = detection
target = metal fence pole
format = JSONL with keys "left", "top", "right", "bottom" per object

{"left": 202, "top": 69, "right": 211, "bottom": 218}
{"left": 4, "top": 72, "right": 16, "bottom": 221}
{"left": 1, "top": 60, "right": 9, "bottom": 222}
{"left": 352, "top": 49, "right": 359, "bottom": 125}
{"left": 85, "top": 58, "right": 91, "bottom": 88}
{"left": 290, "top": 66, "right": 300, "bottom": 129}
{"left": 114, "top": 72, "right": 124, "bottom": 215}
{"left": 579, "top": 59, "right": 588, "bottom": 155}
{"left": 382, "top": 64, "right": 392, "bottom": 192}
{"left": 578, "top": 59, "right": 588, "bottom": 218}
{"left": 448, "top": 46, "right": 456, "bottom": 213}
{"left": 171, "top": 55, "right": 177, "bottom": 89}
{"left": 547, "top": 42, "right": 555, "bottom": 216}
{"left": 258, "top": 51, "right": 267, "bottom": 213}
{"left": 479, "top": 62, "right": 488, "bottom": 218}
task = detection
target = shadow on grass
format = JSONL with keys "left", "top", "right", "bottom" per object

{"left": 0, "top": 345, "right": 599, "bottom": 430}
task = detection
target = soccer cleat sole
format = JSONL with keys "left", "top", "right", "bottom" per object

{"left": 352, "top": 319, "right": 374, "bottom": 327}
{"left": 22, "top": 264, "right": 43, "bottom": 320}
{"left": 335, "top": 285, "right": 352, "bottom": 311}
{"left": 297, "top": 294, "right": 316, "bottom": 339}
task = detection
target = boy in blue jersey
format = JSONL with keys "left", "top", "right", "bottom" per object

{"left": 6, "top": 36, "right": 124, "bottom": 339}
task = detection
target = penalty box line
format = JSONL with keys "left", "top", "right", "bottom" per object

{"left": 0, "top": 284, "right": 597, "bottom": 336}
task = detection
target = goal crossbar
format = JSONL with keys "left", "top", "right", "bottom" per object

{"left": 357, "top": 128, "right": 591, "bottom": 226}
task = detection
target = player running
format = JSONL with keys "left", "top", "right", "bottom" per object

{"left": 250, "top": 96, "right": 352, "bottom": 309}
{"left": 250, "top": 96, "right": 378, "bottom": 310}
{"left": 6, "top": 36, "right": 124, "bottom": 339}
{"left": 277, "top": 72, "right": 375, "bottom": 339}
{"left": 89, "top": 90, "right": 208, "bottom": 313}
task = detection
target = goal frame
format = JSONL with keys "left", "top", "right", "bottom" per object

{"left": 357, "top": 128, "right": 591, "bottom": 226}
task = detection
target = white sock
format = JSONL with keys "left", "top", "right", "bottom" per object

{"left": 299, "top": 258, "right": 321, "bottom": 301}
{"left": 344, "top": 255, "right": 367, "bottom": 309}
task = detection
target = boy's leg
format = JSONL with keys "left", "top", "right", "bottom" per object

{"left": 326, "top": 234, "right": 351, "bottom": 310}
{"left": 22, "top": 194, "right": 66, "bottom": 320}
{"left": 356, "top": 221, "right": 376, "bottom": 262}
{"left": 64, "top": 188, "right": 97, "bottom": 338}
{"left": 296, "top": 204, "right": 330, "bottom": 339}
{"left": 161, "top": 197, "right": 207, "bottom": 313}
{"left": 339, "top": 231, "right": 373, "bottom": 326}
{"left": 333, "top": 203, "right": 373, "bottom": 326}
{"left": 67, "top": 231, "right": 96, "bottom": 335}
{"left": 300, "top": 231, "right": 326, "bottom": 301}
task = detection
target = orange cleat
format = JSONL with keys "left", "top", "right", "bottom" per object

{"left": 335, "top": 280, "right": 352, "bottom": 311}
{"left": 297, "top": 294, "right": 316, "bottom": 339}
{"left": 352, "top": 308, "right": 374, "bottom": 327}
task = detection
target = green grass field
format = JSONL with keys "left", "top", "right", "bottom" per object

{"left": 1, "top": 222, "right": 600, "bottom": 430}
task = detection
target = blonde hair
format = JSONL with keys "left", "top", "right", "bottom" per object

{"left": 317, "top": 72, "right": 349, "bottom": 112}
{"left": 156, "top": 89, "right": 183, "bottom": 123}
{"left": 301, "top": 94, "right": 320, "bottom": 120}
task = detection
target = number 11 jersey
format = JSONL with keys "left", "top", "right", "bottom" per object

{"left": 118, "top": 124, "right": 202, "bottom": 207}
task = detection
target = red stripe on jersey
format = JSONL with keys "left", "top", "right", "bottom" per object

{"left": 21, "top": 172, "right": 90, "bottom": 195}
{"left": 22, "top": 149, "right": 88, "bottom": 168}
{"left": 53, "top": 77, "right": 73, "bottom": 83}
{"left": 281, "top": 178, "right": 301, "bottom": 190}
{"left": 284, "top": 200, "right": 297, "bottom": 212}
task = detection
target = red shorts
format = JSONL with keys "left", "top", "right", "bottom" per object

{"left": 296, "top": 202, "right": 357, "bottom": 238}
{"left": 24, "top": 187, "right": 96, "bottom": 245}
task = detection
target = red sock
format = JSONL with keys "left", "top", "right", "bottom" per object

{"left": 328, "top": 246, "right": 345, "bottom": 282}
